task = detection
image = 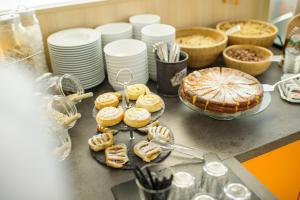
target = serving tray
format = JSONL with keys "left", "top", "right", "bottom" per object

{"left": 90, "top": 124, "right": 174, "bottom": 170}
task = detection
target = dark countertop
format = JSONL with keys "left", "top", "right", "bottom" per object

{"left": 65, "top": 48, "right": 300, "bottom": 200}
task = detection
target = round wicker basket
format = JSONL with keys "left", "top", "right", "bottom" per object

{"left": 176, "top": 27, "right": 227, "bottom": 68}
{"left": 216, "top": 19, "right": 278, "bottom": 47}
{"left": 223, "top": 44, "right": 273, "bottom": 76}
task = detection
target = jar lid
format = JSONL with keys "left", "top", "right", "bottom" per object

{"left": 0, "top": 14, "right": 20, "bottom": 25}
{"left": 13, "top": 5, "right": 35, "bottom": 16}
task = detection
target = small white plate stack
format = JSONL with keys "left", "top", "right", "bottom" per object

{"left": 47, "top": 28, "right": 105, "bottom": 89}
{"left": 129, "top": 14, "right": 160, "bottom": 40}
{"left": 141, "top": 24, "right": 176, "bottom": 81}
{"left": 95, "top": 23, "right": 133, "bottom": 48}
{"left": 104, "top": 39, "right": 148, "bottom": 90}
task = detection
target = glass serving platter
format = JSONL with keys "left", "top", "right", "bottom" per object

{"left": 92, "top": 91, "right": 165, "bottom": 131}
{"left": 179, "top": 88, "right": 271, "bottom": 120}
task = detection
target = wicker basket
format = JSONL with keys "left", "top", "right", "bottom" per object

{"left": 223, "top": 45, "right": 273, "bottom": 76}
{"left": 176, "top": 27, "right": 227, "bottom": 68}
{"left": 216, "top": 19, "right": 278, "bottom": 47}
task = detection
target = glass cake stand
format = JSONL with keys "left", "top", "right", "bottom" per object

{"left": 90, "top": 68, "right": 172, "bottom": 169}
{"left": 179, "top": 88, "right": 272, "bottom": 120}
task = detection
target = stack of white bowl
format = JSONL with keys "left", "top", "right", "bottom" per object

{"left": 95, "top": 23, "right": 133, "bottom": 49}
{"left": 47, "top": 28, "right": 105, "bottom": 89}
{"left": 141, "top": 24, "right": 176, "bottom": 81}
{"left": 104, "top": 39, "right": 148, "bottom": 90}
{"left": 129, "top": 14, "right": 160, "bottom": 40}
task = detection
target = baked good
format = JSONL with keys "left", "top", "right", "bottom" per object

{"left": 136, "top": 94, "right": 163, "bottom": 112}
{"left": 147, "top": 125, "right": 171, "bottom": 142}
{"left": 95, "top": 92, "right": 120, "bottom": 109}
{"left": 137, "top": 120, "right": 160, "bottom": 133}
{"left": 88, "top": 132, "right": 113, "bottom": 152}
{"left": 124, "top": 107, "right": 151, "bottom": 128}
{"left": 105, "top": 144, "right": 129, "bottom": 168}
{"left": 96, "top": 106, "right": 124, "bottom": 127}
{"left": 126, "top": 84, "right": 150, "bottom": 100}
{"left": 176, "top": 35, "right": 217, "bottom": 48}
{"left": 97, "top": 124, "right": 118, "bottom": 135}
{"left": 134, "top": 140, "right": 161, "bottom": 162}
{"left": 180, "top": 67, "right": 263, "bottom": 113}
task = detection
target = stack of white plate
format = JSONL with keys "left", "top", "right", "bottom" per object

{"left": 104, "top": 39, "right": 148, "bottom": 91}
{"left": 141, "top": 24, "right": 176, "bottom": 81}
{"left": 129, "top": 14, "right": 160, "bottom": 40}
{"left": 95, "top": 23, "right": 133, "bottom": 49}
{"left": 48, "top": 28, "right": 105, "bottom": 89}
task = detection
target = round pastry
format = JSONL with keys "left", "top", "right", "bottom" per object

{"left": 124, "top": 107, "right": 151, "bottom": 128}
{"left": 147, "top": 125, "right": 171, "bottom": 142}
{"left": 88, "top": 132, "right": 113, "bottom": 152}
{"left": 96, "top": 106, "right": 124, "bottom": 127}
{"left": 136, "top": 94, "right": 163, "bottom": 112}
{"left": 126, "top": 84, "right": 150, "bottom": 100}
{"left": 95, "top": 93, "right": 119, "bottom": 109}
{"left": 180, "top": 67, "right": 263, "bottom": 114}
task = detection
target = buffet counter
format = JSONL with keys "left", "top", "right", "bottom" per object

{"left": 66, "top": 47, "right": 300, "bottom": 200}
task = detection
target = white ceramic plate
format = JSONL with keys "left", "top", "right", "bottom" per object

{"left": 104, "top": 39, "right": 146, "bottom": 58}
{"left": 96, "top": 23, "right": 132, "bottom": 36}
{"left": 129, "top": 14, "right": 160, "bottom": 25}
{"left": 48, "top": 28, "right": 100, "bottom": 47}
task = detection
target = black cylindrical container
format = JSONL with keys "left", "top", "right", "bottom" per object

{"left": 156, "top": 51, "right": 188, "bottom": 96}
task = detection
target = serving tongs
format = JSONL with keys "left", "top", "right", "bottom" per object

{"left": 150, "top": 137, "right": 205, "bottom": 161}
{"left": 263, "top": 73, "right": 300, "bottom": 92}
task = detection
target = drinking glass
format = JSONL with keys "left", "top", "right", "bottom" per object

{"left": 135, "top": 164, "right": 174, "bottom": 200}
{"left": 221, "top": 183, "right": 251, "bottom": 200}
{"left": 172, "top": 171, "right": 196, "bottom": 200}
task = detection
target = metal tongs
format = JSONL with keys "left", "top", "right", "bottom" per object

{"left": 150, "top": 137, "right": 205, "bottom": 161}
{"left": 263, "top": 73, "right": 300, "bottom": 92}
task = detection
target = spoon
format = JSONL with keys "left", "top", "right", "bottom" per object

{"left": 262, "top": 73, "right": 300, "bottom": 92}
{"left": 150, "top": 138, "right": 205, "bottom": 160}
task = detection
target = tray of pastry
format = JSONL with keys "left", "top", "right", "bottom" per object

{"left": 92, "top": 84, "right": 165, "bottom": 131}
{"left": 89, "top": 122, "right": 174, "bottom": 169}
{"left": 179, "top": 67, "right": 271, "bottom": 120}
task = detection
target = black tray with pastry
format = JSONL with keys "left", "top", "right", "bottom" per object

{"left": 89, "top": 83, "right": 174, "bottom": 169}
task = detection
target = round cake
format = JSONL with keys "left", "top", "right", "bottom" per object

{"left": 180, "top": 67, "right": 263, "bottom": 113}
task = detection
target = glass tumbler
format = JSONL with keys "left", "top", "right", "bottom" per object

{"left": 221, "top": 183, "right": 251, "bottom": 200}
{"left": 135, "top": 164, "right": 174, "bottom": 200}
{"left": 192, "top": 193, "right": 216, "bottom": 200}
{"left": 200, "top": 161, "right": 229, "bottom": 198}
{"left": 172, "top": 171, "right": 196, "bottom": 200}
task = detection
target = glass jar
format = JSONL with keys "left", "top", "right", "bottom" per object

{"left": 36, "top": 73, "right": 84, "bottom": 102}
{"left": 13, "top": 6, "right": 49, "bottom": 76}
{"left": 0, "top": 13, "right": 38, "bottom": 75}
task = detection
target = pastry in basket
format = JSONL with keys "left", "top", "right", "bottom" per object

{"left": 126, "top": 84, "right": 150, "bottom": 100}
{"left": 97, "top": 124, "right": 118, "bottom": 135}
{"left": 180, "top": 67, "right": 263, "bottom": 114}
{"left": 136, "top": 94, "right": 163, "bottom": 112}
{"left": 105, "top": 144, "right": 129, "bottom": 168}
{"left": 124, "top": 107, "right": 151, "bottom": 128}
{"left": 96, "top": 106, "right": 124, "bottom": 127}
{"left": 95, "top": 92, "right": 121, "bottom": 109}
{"left": 134, "top": 140, "right": 161, "bottom": 162}
{"left": 88, "top": 132, "right": 113, "bottom": 152}
{"left": 147, "top": 125, "right": 171, "bottom": 142}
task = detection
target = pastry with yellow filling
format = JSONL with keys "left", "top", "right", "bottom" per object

{"left": 134, "top": 140, "right": 161, "bottom": 162}
{"left": 125, "top": 84, "right": 150, "bottom": 100}
{"left": 96, "top": 106, "right": 124, "bottom": 127}
{"left": 95, "top": 92, "right": 120, "bottom": 109}
{"left": 88, "top": 132, "right": 113, "bottom": 152}
{"left": 136, "top": 94, "right": 163, "bottom": 112}
{"left": 124, "top": 107, "right": 151, "bottom": 128}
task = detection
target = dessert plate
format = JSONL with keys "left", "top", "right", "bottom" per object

{"left": 179, "top": 90, "right": 271, "bottom": 120}
{"left": 90, "top": 123, "right": 174, "bottom": 170}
